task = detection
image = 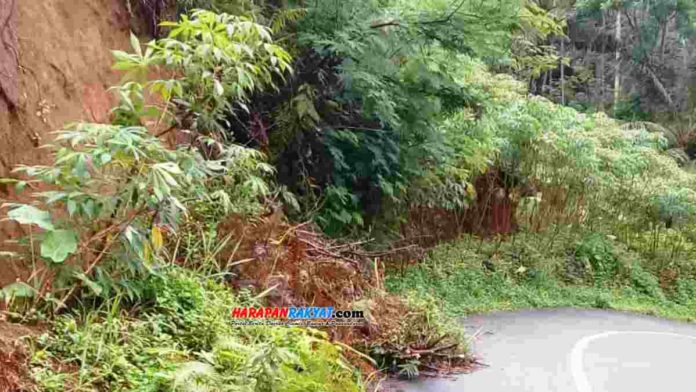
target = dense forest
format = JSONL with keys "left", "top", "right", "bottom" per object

{"left": 1, "top": 0, "right": 696, "bottom": 390}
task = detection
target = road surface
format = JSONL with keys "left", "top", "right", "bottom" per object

{"left": 385, "top": 308, "right": 696, "bottom": 392}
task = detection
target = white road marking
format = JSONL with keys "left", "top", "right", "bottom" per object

{"left": 569, "top": 331, "right": 696, "bottom": 392}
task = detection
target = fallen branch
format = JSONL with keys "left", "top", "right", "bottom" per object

{"left": 350, "top": 244, "right": 418, "bottom": 258}
{"left": 297, "top": 237, "right": 360, "bottom": 265}
{"left": 370, "top": 20, "right": 402, "bottom": 29}
{"left": 396, "top": 342, "right": 460, "bottom": 359}
{"left": 410, "top": 343, "right": 459, "bottom": 355}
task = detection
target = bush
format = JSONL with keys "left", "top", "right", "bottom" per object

{"left": 574, "top": 234, "right": 621, "bottom": 285}
{"left": 30, "top": 267, "right": 362, "bottom": 392}
{"left": 386, "top": 230, "right": 696, "bottom": 321}
{"left": 675, "top": 278, "right": 696, "bottom": 305}
{"left": 629, "top": 263, "right": 665, "bottom": 299}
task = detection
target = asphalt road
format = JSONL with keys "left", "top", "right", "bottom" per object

{"left": 385, "top": 309, "right": 696, "bottom": 392}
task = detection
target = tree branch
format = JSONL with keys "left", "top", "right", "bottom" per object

{"left": 370, "top": 20, "right": 402, "bottom": 29}
{"left": 420, "top": 0, "right": 472, "bottom": 25}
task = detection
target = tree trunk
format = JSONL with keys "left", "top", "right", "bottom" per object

{"left": 541, "top": 70, "right": 548, "bottom": 96}
{"left": 659, "top": 21, "right": 668, "bottom": 61}
{"left": 560, "top": 37, "right": 565, "bottom": 105}
{"left": 642, "top": 63, "right": 675, "bottom": 109}
{"left": 599, "top": 10, "right": 606, "bottom": 111}
{"left": 613, "top": 10, "right": 622, "bottom": 110}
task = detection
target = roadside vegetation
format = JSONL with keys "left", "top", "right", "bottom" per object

{"left": 31, "top": 267, "right": 363, "bottom": 392}
{"left": 388, "top": 230, "right": 696, "bottom": 321}
{"left": 2, "top": 0, "right": 696, "bottom": 390}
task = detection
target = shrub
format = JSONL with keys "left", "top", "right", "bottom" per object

{"left": 574, "top": 234, "right": 621, "bottom": 285}
{"left": 675, "top": 278, "right": 696, "bottom": 305}
{"left": 2, "top": 123, "right": 272, "bottom": 309}
{"left": 629, "top": 263, "right": 665, "bottom": 299}
{"left": 113, "top": 10, "right": 292, "bottom": 135}
{"left": 30, "top": 267, "right": 362, "bottom": 392}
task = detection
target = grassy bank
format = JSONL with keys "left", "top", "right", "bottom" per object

{"left": 386, "top": 229, "right": 696, "bottom": 322}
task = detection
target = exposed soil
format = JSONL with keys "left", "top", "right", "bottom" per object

{"left": 0, "top": 321, "right": 40, "bottom": 392}
{"left": 0, "top": 0, "right": 132, "bottom": 286}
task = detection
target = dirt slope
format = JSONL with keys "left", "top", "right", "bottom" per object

{"left": 0, "top": 0, "right": 132, "bottom": 285}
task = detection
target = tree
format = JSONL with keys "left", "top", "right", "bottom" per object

{"left": 577, "top": 0, "right": 696, "bottom": 111}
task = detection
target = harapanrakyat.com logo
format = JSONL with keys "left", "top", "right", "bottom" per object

{"left": 230, "top": 306, "right": 365, "bottom": 327}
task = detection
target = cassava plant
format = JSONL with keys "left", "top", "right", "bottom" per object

{"left": 0, "top": 9, "right": 293, "bottom": 310}
{"left": 113, "top": 9, "right": 292, "bottom": 136}
{"left": 2, "top": 123, "right": 273, "bottom": 311}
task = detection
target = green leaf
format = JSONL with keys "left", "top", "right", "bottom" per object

{"left": 130, "top": 32, "right": 142, "bottom": 57}
{"left": 74, "top": 272, "right": 103, "bottom": 296}
{"left": 41, "top": 229, "right": 78, "bottom": 263}
{"left": 82, "top": 199, "right": 95, "bottom": 218}
{"left": 67, "top": 199, "right": 78, "bottom": 217}
{"left": 1, "top": 282, "right": 36, "bottom": 300}
{"left": 214, "top": 79, "right": 224, "bottom": 96}
{"left": 5, "top": 204, "right": 54, "bottom": 230}
{"left": 100, "top": 153, "right": 112, "bottom": 165}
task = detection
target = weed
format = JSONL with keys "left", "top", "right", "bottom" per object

{"left": 386, "top": 230, "right": 696, "bottom": 321}
{"left": 29, "top": 267, "right": 363, "bottom": 392}
{"left": 574, "top": 233, "right": 621, "bottom": 285}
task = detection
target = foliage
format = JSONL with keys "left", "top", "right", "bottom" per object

{"left": 113, "top": 10, "right": 292, "bottom": 135}
{"left": 573, "top": 0, "right": 696, "bottom": 111}
{"left": 578, "top": 0, "right": 696, "bottom": 62}
{"left": 2, "top": 122, "right": 272, "bottom": 308}
{"left": 386, "top": 229, "right": 696, "bottom": 321}
{"left": 574, "top": 233, "right": 621, "bottom": 284}
{"left": 8, "top": 0, "right": 696, "bottom": 389}
{"left": 177, "top": 0, "right": 257, "bottom": 17}
{"left": 274, "top": 0, "right": 551, "bottom": 233}
{"left": 30, "top": 268, "right": 362, "bottom": 392}
{"left": 0, "top": 8, "right": 294, "bottom": 308}
{"left": 456, "top": 59, "right": 696, "bottom": 265}
{"left": 365, "top": 293, "right": 469, "bottom": 378}
{"left": 263, "top": 0, "right": 616, "bottom": 236}
{"left": 613, "top": 96, "right": 651, "bottom": 121}
{"left": 511, "top": 1, "right": 567, "bottom": 81}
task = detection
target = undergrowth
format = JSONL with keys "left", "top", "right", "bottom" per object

{"left": 30, "top": 267, "right": 364, "bottom": 392}
{"left": 386, "top": 229, "right": 696, "bottom": 322}
{"left": 4, "top": 1, "right": 696, "bottom": 390}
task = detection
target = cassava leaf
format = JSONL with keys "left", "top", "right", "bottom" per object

{"left": 151, "top": 225, "right": 164, "bottom": 251}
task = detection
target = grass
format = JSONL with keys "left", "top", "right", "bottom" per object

{"left": 386, "top": 230, "right": 696, "bottom": 322}
{"left": 29, "top": 267, "right": 364, "bottom": 392}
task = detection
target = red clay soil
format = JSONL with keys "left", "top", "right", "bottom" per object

{"left": 0, "top": 321, "right": 40, "bottom": 392}
{"left": 0, "top": 0, "right": 133, "bottom": 286}
{"left": 0, "top": 1, "right": 19, "bottom": 110}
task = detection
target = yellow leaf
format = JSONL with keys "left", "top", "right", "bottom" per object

{"left": 143, "top": 242, "right": 152, "bottom": 264}
{"left": 466, "top": 182, "right": 477, "bottom": 197}
{"left": 151, "top": 225, "right": 164, "bottom": 251}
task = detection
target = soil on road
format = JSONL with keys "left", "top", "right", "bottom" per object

{"left": 386, "top": 308, "right": 696, "bottom": 392}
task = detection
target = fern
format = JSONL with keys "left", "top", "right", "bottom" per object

{"left": 269, "top": 7, "right": 307, "bottom": 33}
